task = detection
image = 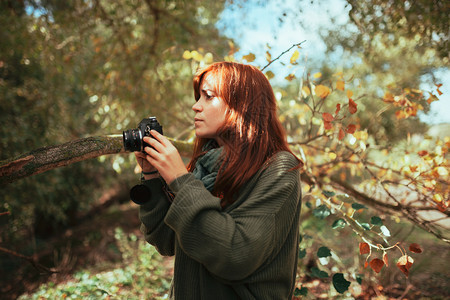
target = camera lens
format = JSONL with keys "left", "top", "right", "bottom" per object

{"left": 123, "top": 128, "right": 143, "bottom": 152}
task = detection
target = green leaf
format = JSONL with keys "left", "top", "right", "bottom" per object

{"left": 332, "top": 218, "right": 347, "bottom": 229}
{"left": 317, "top": 246, "right": 332, "bottom": 257}
{"left": 311, "top": 267, "right": 329, "bottom": 278}
{"left": 305, "top": 202, "right": 312, "bottom": 208}
{"left": 380, "top": 225, "right": 391, "bottom": 237}
{"left": 352, "top": 203, "right": 367, "bottom": 210}
{"left": 332, "top": 273, "right": 351, "bottom": 294}
{"left": 361, "top": 223, "right": 371, "bottom": 230}
{"left": 313, "top": 205, "right": 331, "bottom": 219}
{"left": 322, "top": 190, "right": 335, "bottom": 198}
{"left": 371, "top": 216, "right": 383, "bottom": 226}
{"left": 355, "top": 274, "right": 363, "bottom": 285}
{"left": 298, "top": 249, "right": 306, "bottom": 259}
{"left": 294, "top": 287, "right": 308, "bottom": 296}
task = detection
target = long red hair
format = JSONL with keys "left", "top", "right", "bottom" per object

{"left": 188, "top": 62, "right": 302, "bottom": 206}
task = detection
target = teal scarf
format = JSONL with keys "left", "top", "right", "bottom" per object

{"left": 192, "top": 141, "right": 222, "bottom": 192}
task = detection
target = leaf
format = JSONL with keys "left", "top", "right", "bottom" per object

{"left": 380, "top": 225, "right": 391, "bottom": 237}
{"left": 324, "top": 121, "right": 333, "bottom": 130}
{"left": 265, "top": 70, "right": 275, "bottom": 80}
{"left": 298, "top": 249, "right": 307, "bottom": 259}
{"left": 322, "top": 190, "right": 335, "bottom": 197}
{"left": 336, "top": 80, "right": 345, "bottom": 91}
{"left": 369, "top": 258, "right": 385, "bottom": 273}
{"left": 290, "top": 50, "right": 300, "bottom": 64}
{"left": 348, "top": 98, "right": 358, "bottom": 114}
{"left": 313, "top": 72, "right": 322, "bottom": 78}
{"left": 355, "top": 274, "right": 363, "bottom": 285}
{"left": 265, "top": 51, "right": 272, "bottom": 63}
{"left": 352, "top": 203, "right": 367, "bottom": 210}
{"left": 397, "top": 255, "right": 414, "bottom": 277}
{"left": 332, "top": 273, "right": 351, "bottom": 294}
{"left": 370, "top": 216, "right": 383, "bottom": 226}
{"left": 294, "top": 287, "right": 308, "bottom": 296}
{"left": 338, "top": 128, "right": 345, "bottom": 140}
{"left": 242, "top": 53, "right": 256, "bottom": 62}
{"left": 361, "top": 223, "right": 371, "bottom": 230}
{"left": 347, "top": 90, "right": 353, "bottom": 98}
{"left": 346, "top": 124, "right": 357, "bottom": 134}
{"left": 383, "top": 252, "right": 389, "bottom": 266}
{"left": 359, "top": 242, "right": 370, "bottom": 255}
{"left": 311, "top": 267, "right": 329, "bottom": 278}
{"left": 313, "top": 205, "right": 331, "bottom": 219}
{"left": 332, "top": 218, "right": 347, "bottom": 229}
{"left": 409, "top": 243, "right": 423, "bottom": 253}
{"left": 315, "top": 85, "right": 331, "bottom": 98}
{"left": 335, "top": 103, "right": 341, "bottom": 115}
{"left": 285, "top": 74, "right": 296, "bottom": 81}
{"left": 317, "top": 246, "right": 332, "bottom": 257}
{"left": 322, "top": 112, "right": 334, "bottom": 122}
{"left": 336, "top": 194, "right": 353, "bottom": 203}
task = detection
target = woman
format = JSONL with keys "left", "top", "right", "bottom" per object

{"left": 134, "top": 62, "right": 302, "bottom": 299}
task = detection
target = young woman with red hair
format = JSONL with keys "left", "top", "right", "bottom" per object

{"left": 134, "top": 62, "right": 303, "bottom": 299}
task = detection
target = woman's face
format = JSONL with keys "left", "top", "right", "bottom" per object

{"left": 192, "top": 74, "right": 227, "bottom": 141}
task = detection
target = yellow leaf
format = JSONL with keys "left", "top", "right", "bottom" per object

{"left": 265, "top": 70, "right": 275, "bottom": 80}
{"left": 347, "top": 90, "right": 353, "bottom": 98}
{"left": 302, "top": 86, "right": 311, "bottom": 97}
{"left": 266, "top": 51, "right": 272, "bottom": 62}
{"left": 243, "top": 53, "right": 256, "bottom": 62}
{"left": 285, "top": 74, "right": 296, "bottom": 81}
{"left": 191, "top": 50, "right": 203, "bottom": 62}
{"left": 290, "top": 50, "right": 299, "bottom": 64}
{"left": 313, "top": 72, "right": 322, "bottom": 78}
{"left": 315, "top": 85, "right": 330, "bottom": 99}
{"left": 336, "top": 80, "right": 345, "bottom": 91}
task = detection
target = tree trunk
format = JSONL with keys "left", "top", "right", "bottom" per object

{"left": 0, "top": 135, "right": 193, "bottom": 186}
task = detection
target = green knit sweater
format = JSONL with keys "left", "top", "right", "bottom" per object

{"left": 139, "top": 151, "right": 302, "bottom": 299}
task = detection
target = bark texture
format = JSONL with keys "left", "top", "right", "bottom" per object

{"left": 0, "top": 135, "right": 193, "bottom": 186}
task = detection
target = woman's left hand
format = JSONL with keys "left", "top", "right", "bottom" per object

{"left": 142, "top": 130, "right": 188, "bottom": 184}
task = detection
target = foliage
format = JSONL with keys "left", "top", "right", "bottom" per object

{"left": 18, "top": 228, "right": 171, "bottom": 299}
{"left": 1, "top": 0, "right": 449, "bottom": 298}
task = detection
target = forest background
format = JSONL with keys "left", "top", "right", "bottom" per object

{"left": 0, "top": 0, "right": 449, "bottom": 299}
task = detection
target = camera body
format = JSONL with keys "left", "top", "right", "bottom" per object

{"left": 123, "top": 117, "right": 163, "bottom": 152}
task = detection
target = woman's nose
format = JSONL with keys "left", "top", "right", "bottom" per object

{"left": 192, "top": 101, "right": 202, "bottom": 112}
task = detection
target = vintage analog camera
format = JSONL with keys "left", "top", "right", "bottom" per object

{"left": 122, "top": 117, "right": 163, "bottom": 152}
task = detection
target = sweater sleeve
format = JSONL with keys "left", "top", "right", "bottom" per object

{"left": 138, "top": 177, "right": 176, "bottom": 256}
{"left": 165, "top": 152, "right": 301, "bottom": 281}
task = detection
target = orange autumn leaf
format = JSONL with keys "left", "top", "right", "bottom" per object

{"left": 364, "top": 261, "right": 369, "bottom": 268}
{"left": 397, "top": 255, "right": 414, "bottom": 277}
{"left": 418, "top": 150, "right": 428, "bottom": 157}
{"left": 349, "top": 98, "right": 357, "bottom": 114}
{"left": 383, "top": 252, "right": 389, "bottom": 266}
{"left": 346, "top": 124, "right": 356, "bottom": 134}
{"left": 315, "top": 85, "right": 331, "bottom": 99}
{"left": 359, "top": 242, "right": 370, "bottom": 255}
{"left": 338, "top": 128, "right": 345, "bottom": 140}
{"left": 335, "top": 103, "right": 341, "bottom": 115}
{"left": 324, "top": 121, "right": 333, "bottom": 130}
{"left": 435, "top": 83, "right": 443, "bottom": 96}
{"left": 322, "top": 112, "right": 334, "bottom": 122}
{"left": 336, "top": 80, "right": 345, "bottom": 91}
{"left": 409, "top": 243, "right": 422, "bottom": 253}
{"left": 369, "top": 258, "right": 385, "bottom": 273}
{"left": 347, "top": 89, "right": 353, "bottom": 98}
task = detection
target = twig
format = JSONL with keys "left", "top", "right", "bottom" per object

{"left": 261, "top": 41, "right": 306, "bottom": 71}
{"left": 0, "top": 246, "right": 57, "bottom": 274}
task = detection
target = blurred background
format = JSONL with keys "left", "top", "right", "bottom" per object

{"left": 1, "top": 0, "right": 448, "bottom": 299}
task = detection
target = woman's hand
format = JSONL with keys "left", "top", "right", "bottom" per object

{"left": 142, "top": 130, "right": 188, "bottom": 184}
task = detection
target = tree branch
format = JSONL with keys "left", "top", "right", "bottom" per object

{"left": 0, "top": 135, "right": 193, "bottom": 186}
